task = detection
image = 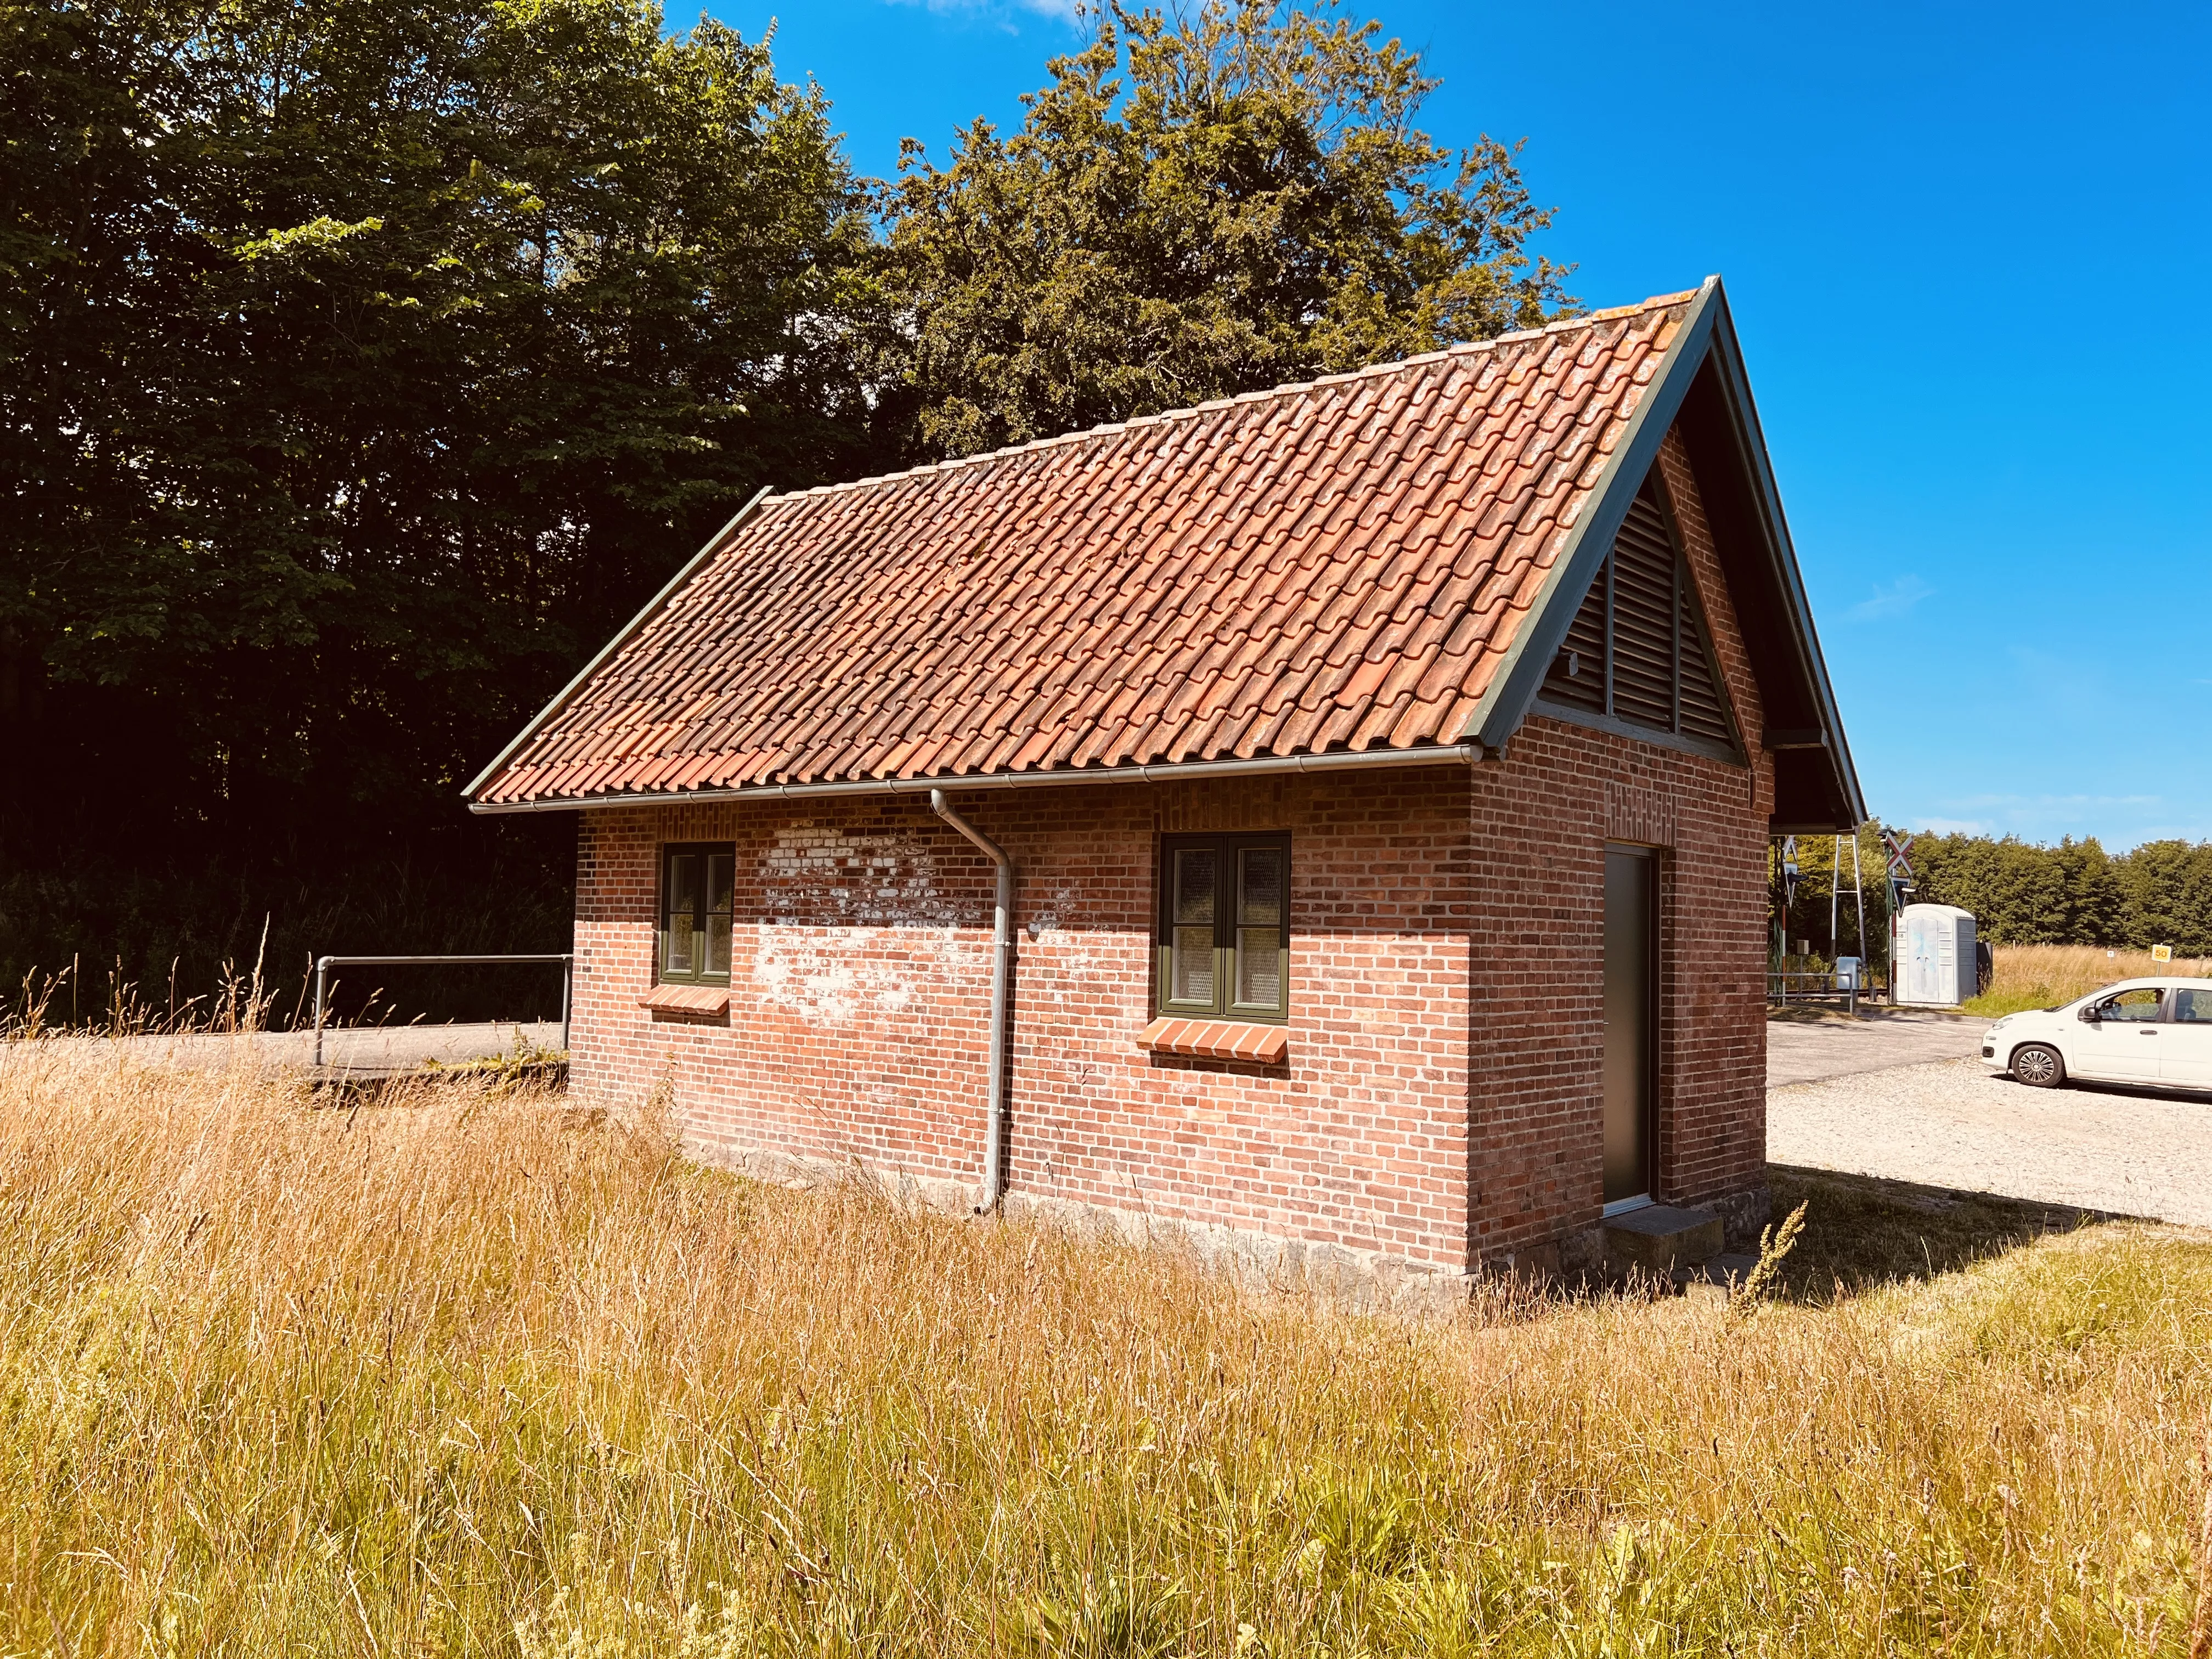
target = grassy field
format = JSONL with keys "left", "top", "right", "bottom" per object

{"left": 1, "top": 1045, "right": 2209, "bottom": 1655}
{"left": 1962, "top": 944, "right": 2212, "bottom": 1018}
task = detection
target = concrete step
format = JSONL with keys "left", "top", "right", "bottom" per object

{"left": 1603, "top": 1204, "right": 1723, "bottom": 1276}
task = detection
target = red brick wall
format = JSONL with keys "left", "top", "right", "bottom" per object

{"left": 565, "top": 424, "right": 1774, "bottom": 1277}
{"left": 1460, "top": 428, "right": 1773, "bottom": 1269}
{"left": 572, "top": 766, "right": 1480, "bottom": 1271}
{"left": 1463, "top": 720, "right": 1771, "bottom": 1268}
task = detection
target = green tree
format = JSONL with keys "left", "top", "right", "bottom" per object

{"left": 2117, "top": 840, "right": 2212, "bottom": 955}
{"left": 1909, "top": 833, "right": 2120, "bottom": 945}
{"left": 876, "top": 0, "right": 1572, "bottom": 460}
{"left": 3, "top": 0, "right": 876, "bottom": 865}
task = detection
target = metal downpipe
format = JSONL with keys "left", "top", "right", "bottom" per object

{"left": 929, "top": 791, "right": 1015, "bottom": 1214}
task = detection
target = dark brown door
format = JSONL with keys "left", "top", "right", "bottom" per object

{"left": 1604, "top": 845, "right": 1657, "bottom": 1206}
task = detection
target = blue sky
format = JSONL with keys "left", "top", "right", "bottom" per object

{"left": 716, "top": 0, "right": 2211, "bottom": 850}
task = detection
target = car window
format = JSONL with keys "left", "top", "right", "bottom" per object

{"left": 2174, "top": 989, "right": 2212, "bottom": 1024}
{"left": 2097, "top": 987, "right": 2167, "bottom": 1022}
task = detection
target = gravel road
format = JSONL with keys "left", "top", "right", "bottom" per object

{"left": 1769, "top": 1054, "right": 2212, "bottom": 1227}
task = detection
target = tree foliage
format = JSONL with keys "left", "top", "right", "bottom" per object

{"left": 3, "top": 0, "right": 877, "bottom": 865}
{"left": 1, "top": 0, "right": 1577, "bottom": 1009}
{"left": 876, "top": 0, "right": 1572, "bottom": 459}
{"left": 1777, "top": 828, "right": 2212, "bottom": 958}
{"left": 1907, "top": 833, "right": 2125, "bottom": 947}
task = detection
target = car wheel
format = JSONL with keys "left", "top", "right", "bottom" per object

{"left": 2011, "top": 1043, "right": 2065, "bottom": 1088}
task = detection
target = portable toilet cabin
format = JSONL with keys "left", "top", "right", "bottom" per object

{"left": 1892, "top": 904, "right": 1976, "bottom": 1006}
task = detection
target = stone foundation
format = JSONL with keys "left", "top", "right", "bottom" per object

{"left": 1711, "top": 1181, "right": 1774, "bottom": 1254}
{"left": 680, "top": 1133, "right": 1480, "bottom": 1317}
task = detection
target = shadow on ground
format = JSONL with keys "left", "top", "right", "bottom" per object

{"left": 1765, "top": 1163, "right": 2137, "bottom": 1302}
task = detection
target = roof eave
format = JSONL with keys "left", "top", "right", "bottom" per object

{"left": 1697, "top": 293, "right": 1869, "bottom": 829}
{"left": 469, "top": 741, "right": 1487, "bottom": 814}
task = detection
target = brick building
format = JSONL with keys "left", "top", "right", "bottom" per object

{"left": 469, "top": 279, "right": 1863, "bottom": 1288}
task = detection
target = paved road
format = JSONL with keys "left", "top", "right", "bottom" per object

{"left": 86, "top": 1022, "right": 565, "bottom": 1076}
{"left": 1766, "top": 1008, "right": 1987, "bottom": 1086}
{"left": 1769, "top": 1050, "right": 2212, "bottom": 1228}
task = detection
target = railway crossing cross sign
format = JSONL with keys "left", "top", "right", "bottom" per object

{"left": 1881, "top": 829, "right": 1914, "bottom": 879}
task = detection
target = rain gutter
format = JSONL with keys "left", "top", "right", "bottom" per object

{"left": 928, "top": 791, "right": 1014, "bottom": 1216}
{"left": 466, "top": 741, "right": 1485, "bottom": 815}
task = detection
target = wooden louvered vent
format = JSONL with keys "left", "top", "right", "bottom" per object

{"left": 1539, "top": 475, "right": 1739, "bottom": 753}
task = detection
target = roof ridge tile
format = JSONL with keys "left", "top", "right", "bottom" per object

{"left": 759, "top": 294, "right": 1689, "bottom": 510}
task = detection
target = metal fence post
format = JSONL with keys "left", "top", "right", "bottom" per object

{"left": 560, "top": 956, "right": 572, "bottom": 1054}
{"left": 312, "top": 956, "right": 329, "bottom": 1068}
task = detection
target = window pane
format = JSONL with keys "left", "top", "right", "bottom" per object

{"left": 666, "top": 854, "right": 698, "bottom": 975}
{"left": 2100, "top": 988, "right": 2164, "bottom": 1022}
{"left": 1235, "top": 927, "right": 1282, "bottom": 1008}
{"left": 1238, "top": 846, "right": 1283, "bottom": 928}
{"left": 1171, "top": 926, "right": 1215, "bottom": 1003}
{"left": 668, "top": 853, "right": 701, "bottom": 919}
{"left": 2177, "top": 989, "right": 2212, "bottom": 1024}
{"left": 705, "top": 854, "right": 735, "bottom": 975}
{"left": 1173, "top": 848, "right": 1217, "bottom": 927}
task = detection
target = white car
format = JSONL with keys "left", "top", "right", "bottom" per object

{"left": 1981, "top": 975, "right": 2212, "bottom": 1091}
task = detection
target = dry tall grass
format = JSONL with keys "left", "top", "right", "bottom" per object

{"left": 1, "top": 1043, "right": 2208, "bottom": 1655}
{"left": 1966, "top": 945, "right": 2212, "bottom": 1017}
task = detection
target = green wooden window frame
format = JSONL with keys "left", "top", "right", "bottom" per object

{"left": 1155, "top": 833, "right": 1291, "bottom": 1023}
{"left": 659, "top": 843, "right": 735, "bottom": 986}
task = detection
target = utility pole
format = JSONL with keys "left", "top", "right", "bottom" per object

{"left": 1852, "top": 831, "right": 1867, "bottom": 968}
{"left": 1831, "top": 830, "right": 1868, "bottom": 960}
{"left": 1778, "top": 836, "right": 1801, "bottom": 960}
{"left": 1829, "top": 836, "right": 1841, "bottom": 958}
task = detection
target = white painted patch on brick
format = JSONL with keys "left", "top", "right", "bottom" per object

{"left": 752, "top": 823, "right": 984, "bottom": 1027}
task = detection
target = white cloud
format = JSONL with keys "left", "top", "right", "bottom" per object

{"left": 1886, "top": 792, "right": 2204, "bottom": 851}
{"left": 1948, "top": 793, "right": 2162, "bottom": 812}
{"left": 881, "top": 0, "right": 1081, "bottom": 22}
{"left": 1846, "top": 573, "right": 1934, "bottom": 622}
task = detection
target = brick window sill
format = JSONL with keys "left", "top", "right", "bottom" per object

{"left": 1137, "top": 1017, "right": 1289, "bottom": 1063}
{"left": 639, "top": 983, "right": 730, "bottom": 1018}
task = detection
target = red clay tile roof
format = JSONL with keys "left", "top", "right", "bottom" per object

{"left": 473, "top": 289, "right": 1700, "bottom": 806}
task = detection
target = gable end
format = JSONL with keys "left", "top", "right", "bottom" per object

{"left": 1468, "top": 279, "right": 1865, "bottom": 832}
{"left": 1532, "top": 473, "right": 1743, "bottom": 763}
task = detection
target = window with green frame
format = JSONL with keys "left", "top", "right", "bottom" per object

{"left": 1156, "top": 833, "right": 1290, "bottom": 1023}
{"left": 659, "top": 843, "right": 735, "bottom": 986}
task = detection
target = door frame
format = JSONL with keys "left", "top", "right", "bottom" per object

{"left": 1602, "top": 842, "right": 1661, "bottom": 1212}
